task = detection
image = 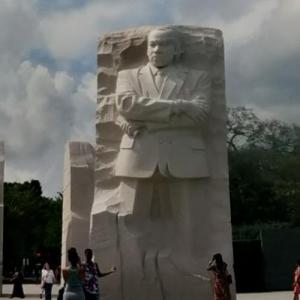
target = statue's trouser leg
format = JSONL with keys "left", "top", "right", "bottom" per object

{"left": 118, "top": 178, "right": 164, "bottom": 300}
{"left": 165, "top": 178, "right": 214, "bottom": 299}
{"left": 118, "top": 177, "right": 213, "bottom": 300}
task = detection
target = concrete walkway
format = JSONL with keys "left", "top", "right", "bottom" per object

{"left": 0, "top": 284, "right": 293, "bottom": 300}
{"left": 1, "top": 284, "right": 59, "bottom": 298}
{"left": 237, "top": 291, "right": 292, "bottom": 300}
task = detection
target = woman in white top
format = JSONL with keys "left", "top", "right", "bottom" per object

{"left": 41, "top": 263, "right": 56, "bottom": 300}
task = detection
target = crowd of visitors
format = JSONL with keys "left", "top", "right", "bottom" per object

{"left": 9, "top": 250, "right": 300, "bottom": 300}
{"left": 9, "top": 247, "right": 116, "bottom": 300}
{"left": 61, "top": 247, "right": 116, "bottom": 300}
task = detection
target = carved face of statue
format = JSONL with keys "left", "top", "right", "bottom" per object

{"left": 147, "top": 29, "right": 178, "bottom": 68}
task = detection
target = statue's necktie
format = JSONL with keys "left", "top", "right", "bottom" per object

{"left": 155, "top": 71, "right": 165, "bottom": 90}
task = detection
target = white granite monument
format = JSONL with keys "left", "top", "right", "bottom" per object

{"left": 63, "top": 25, "right": 235, "bottom": 300}
{"left": 62, "top": 142, "right": 95, "bottom": 265}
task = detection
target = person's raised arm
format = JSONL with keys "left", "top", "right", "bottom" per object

{"left": 78, "top": 265, "right": 85, "bottom": 280}
{"left": 207, "top": 258, "right": 216, "bottom": 271}
{"left": 62, "top": 269, "right": 69, "bottom": 282}
{"left": 96, "top": 263, "right": 116, "bottom": 278}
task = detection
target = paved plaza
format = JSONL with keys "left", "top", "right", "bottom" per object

{"left": 1, "top": 284, "right": 59, "bottom": 298}
{"left": 237, "top": 291, "right": 292, "bottom": 300}
{"left": 0, "top": 284, "right": 294, "bottom": 300}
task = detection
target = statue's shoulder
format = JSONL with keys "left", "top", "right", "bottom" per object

{"left": 190, "top": 69, "right": 211, "bottom": 87}
{"left": 118, "top": 65, "right": 146, "bottom": 77}
{"left": 177, "top": 66, "right": 209, "bottom": 84}
{"left": 187, "top": 67, "right": 209, "bottom": 78}
{"left": 176, "top": 65, "right": 208, "bottom": 77}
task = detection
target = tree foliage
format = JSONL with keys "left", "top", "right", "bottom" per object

{"left": 3, "top": 180, "right": 62, "bottom": 275}
{"left": 228, "top": 107, "right": 300, "bottom": 228}
{"left": 2, "top": 106, "right": 300, "bottom": 270}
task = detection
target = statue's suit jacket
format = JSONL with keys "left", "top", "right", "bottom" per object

{"left": 115, "top": 63, "right": 211, "bottom": 178}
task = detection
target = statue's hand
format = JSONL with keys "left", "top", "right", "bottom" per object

{"left": 111, "top": 266, "right": 117, "bottom": 272}
{"left": 175, "top": 99, "right": 208, "bottom": 123}
{"left": 119, "top": 120, "right": 145, "bottom": 137}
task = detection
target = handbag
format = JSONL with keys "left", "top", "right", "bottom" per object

{"left": 40, "top": 280, "right": 45, "bottom": 299}
{"left": 57, "top": 284, "right": 65, "bottom": 300}
{"left": 39, "top": 288, "right": 44, "bottom": 299}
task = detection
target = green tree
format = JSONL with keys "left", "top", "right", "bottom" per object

{"left": 3, "top": 180, "right": 62, "bottom": 275}
{"left": 227, "top": 107, "right": 300, "bottom": 228}
{"left": 227, "top": 106, "right": 264, "bottom": 151}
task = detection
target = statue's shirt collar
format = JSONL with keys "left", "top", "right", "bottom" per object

{"left": 148, "top": 63, "right": 176, "bottom": 77}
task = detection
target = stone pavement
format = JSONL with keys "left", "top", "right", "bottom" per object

{"left": 0, "top": 284, "right": 293, "bottom": 300}
{"left": 237, "top": 291, "right": 292, "bottom": 300}
{"left": 1, "top": 284, "right": 59, "bottom": 299}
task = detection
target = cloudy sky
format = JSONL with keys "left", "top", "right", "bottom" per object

{"left": 0, "top": 0, "right": 299, "bottom": 197}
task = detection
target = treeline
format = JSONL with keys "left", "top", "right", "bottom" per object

{"left": 228, "top": 107, "right": 300, "bottom": 239}
{"left": 3, "top": 180, "right": 62, "bottom": 276}
{"left": 2, "top": 106, "right": 300, "bottom": 274}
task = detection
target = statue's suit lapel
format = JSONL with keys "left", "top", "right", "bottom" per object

{"left": 160, "top": 66, "right": 188, "bottom": 99}
{"left": 136, "top": 64, "right": 189, "bottom": 100}
{"left": 137, "top": 65, "right": 159, "bottom": 98}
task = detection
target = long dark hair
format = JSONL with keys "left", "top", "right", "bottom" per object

{"left": 213, "top": 253, "right": 225, "bottom": 270}
{"left": 68, "top": 248, "right": 80, "bottom": 267}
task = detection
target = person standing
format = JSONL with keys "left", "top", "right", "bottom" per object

{"left": 10, "top": 267, "right": 25, "bottom": 298}
{"left": 41, "top": 263, "right": 56, "bottom": 300}
{"left": 82, "top": 248, "right": 116, "bottom": 300}
{"left": 207, "top": 253, "right": 231, "bottom": 300}
{"left": 293, "top": 260, "right": 300, "bottom": 300}
{"left": 62, "top": 248, "right": 85, "bottom": 300}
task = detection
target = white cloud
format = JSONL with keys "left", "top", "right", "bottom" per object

{"left": 0, "top": 0, "right": 97, "bottom": 196}
{"left": 208, "top": 0, "right": 279, "bottom": 47}
{"left": 77, "top": 72, "right": 97, "bottom": 103}
{"left": 236, "top": 0, "right": 300, "bottom": 77}
{"left": 1, "top": 0, "right": 300, "bottom": 196}
{"left": 224, "top": 0, "right": 300, "bottom": 128}
{"left": 252, "top": 102, "right": 300, "bottom": 126}
{"left": 54, "top": 72, "right": 76, "bottom": 96}
{"left": 0, "top": 58, "right": 95, "bottom": 195}
{"left": 39, "top": 0, "right": 154, "bottom": 60}
{"left": 0, "top": 0, "right": 39, "bottom": 62}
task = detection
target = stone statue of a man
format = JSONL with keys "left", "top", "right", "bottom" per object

{"left": 112, "top": 27, "right": 215, "bottom": 299}
{"left": 115, "top": 28, "right": 211, "bottom": 178}
{"left": 115, "top": 25, "right": 211, "bottom": 282}
{"left": 64, "top": 25, "right": 234, "bottom": 300}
